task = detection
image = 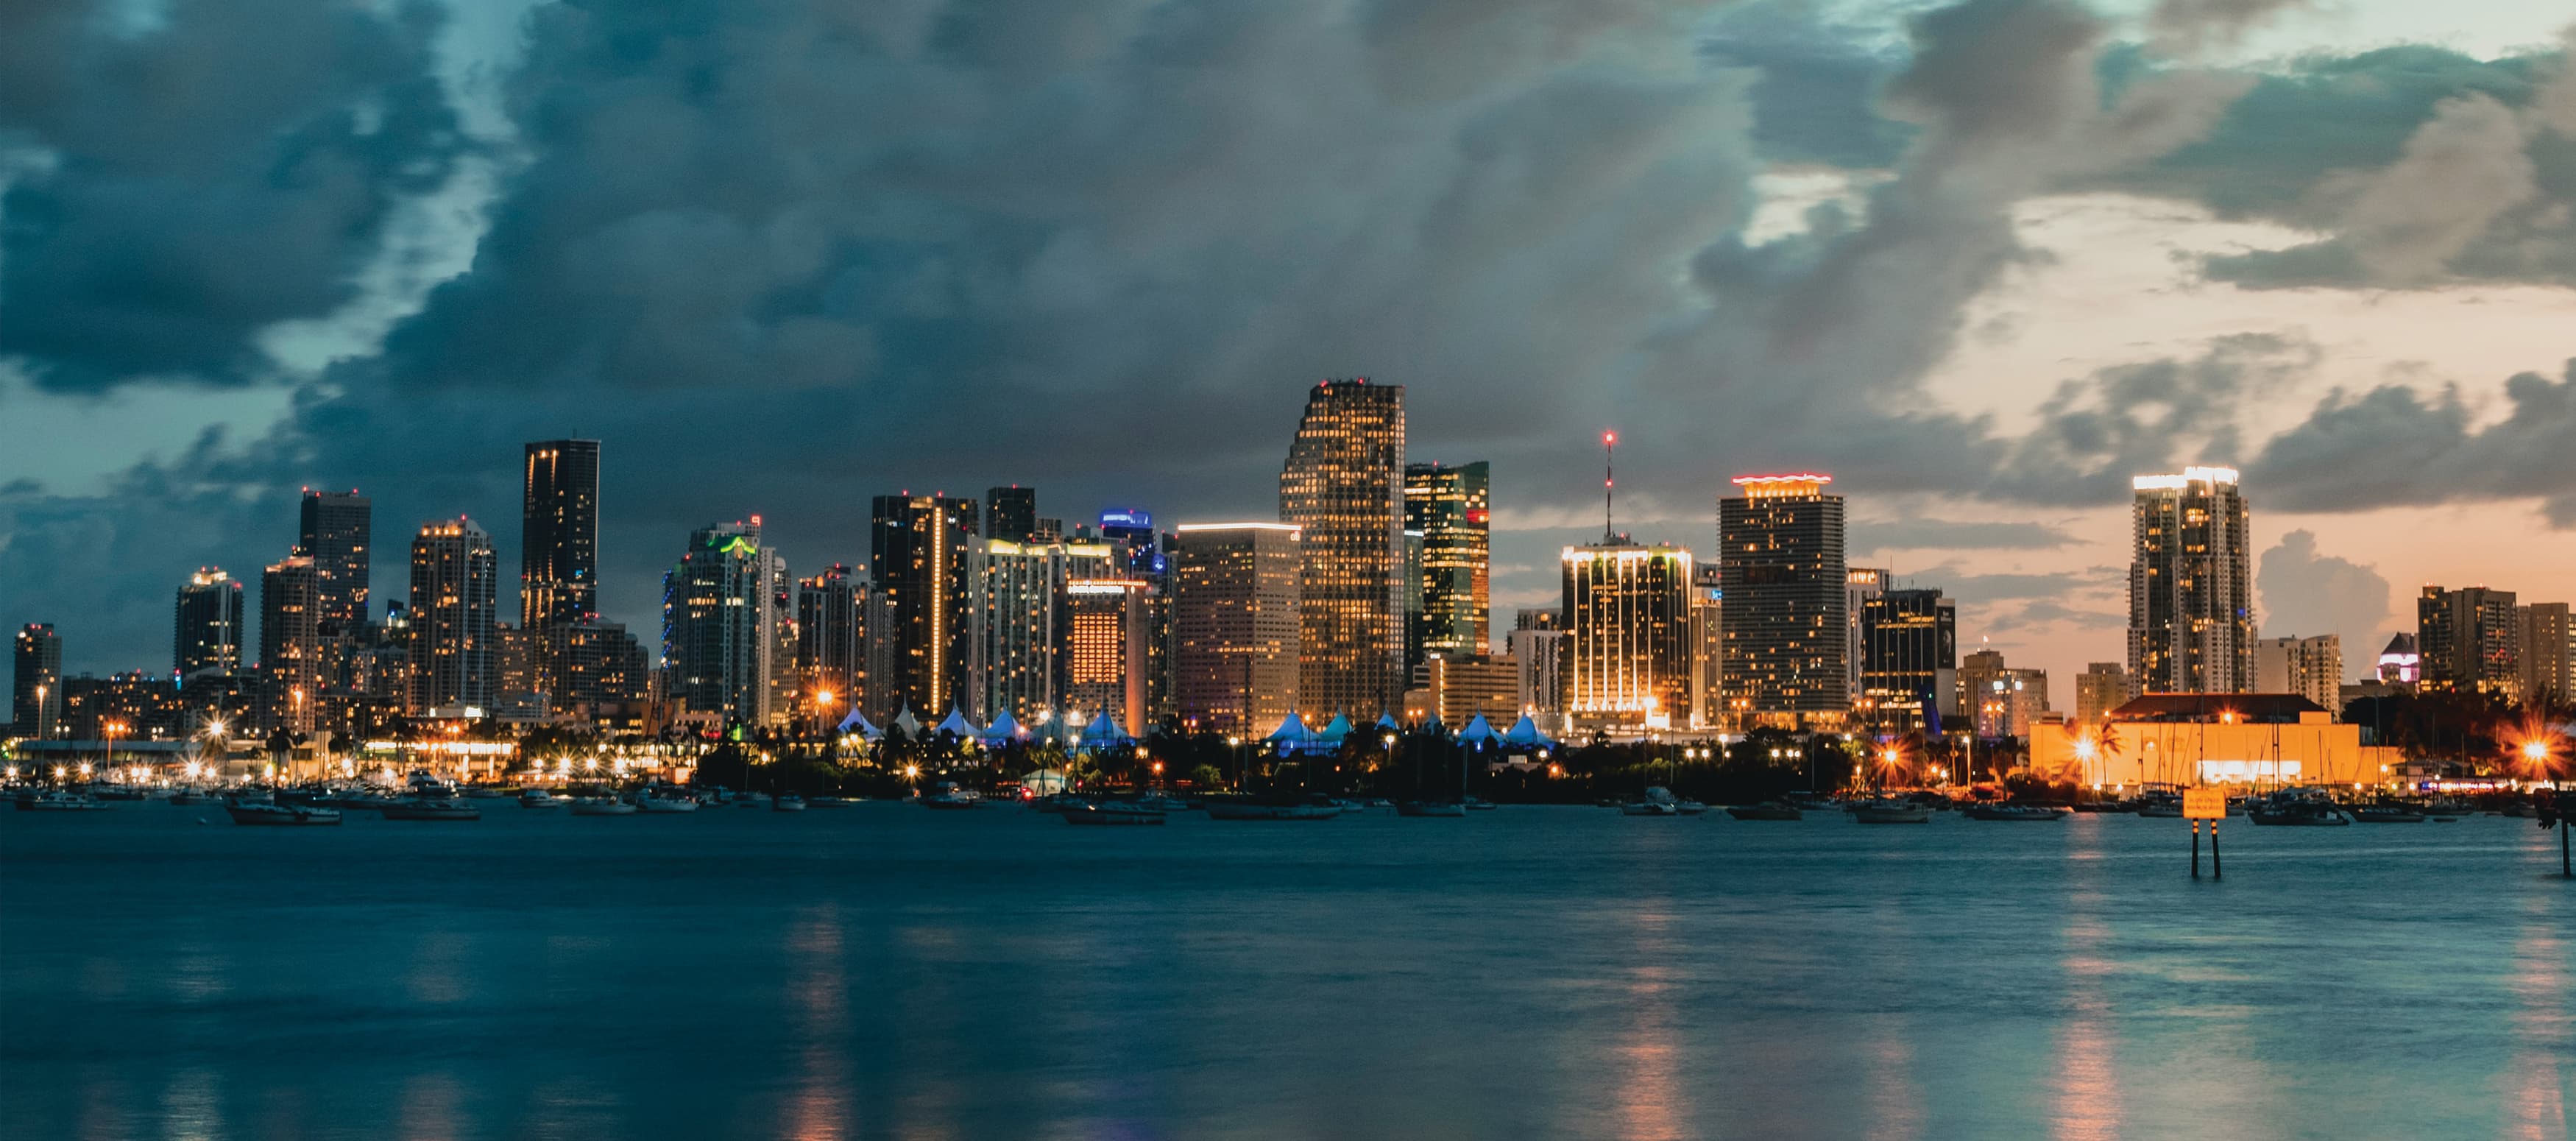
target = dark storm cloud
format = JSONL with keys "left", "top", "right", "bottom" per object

{"left": 2246, "top": 358, "right": 2576, "bottom": 525}
{"left": 2143, "top": 0, "right": 2313, "bottom": 55}
{"left": 1984, "top": 333, "right": 2317, "bottom": 506}
{"left": 1851, "top": 517, "right": 2077, "bottom": 551}
{"left": 0, "top": 0, "right": 464, "bottom": 391}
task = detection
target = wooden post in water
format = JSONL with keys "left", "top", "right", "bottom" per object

{"left": 2211, "top": 819, "right": 2221, "bottom": 880}
{"left": 2190, "top": 819, "right": 2201, "bottom": 879}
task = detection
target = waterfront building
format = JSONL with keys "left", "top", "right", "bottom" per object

{"left": 2127, "top": 467, "right": 2253, "bottom": 693}
{"left": 259, "top": 557, "right": 322, "bottom": 734}
{"left": 409, "top": 518, "right": 499, "bottom": 713}
{"left": 972, "top": 537, "right": 1067, "bottom": 723}
{"left": 1719, "top": 473, "right": 1847, "bottom": 728}
{"left": 1563, "top": 540, "right": 1695, "bottom": 732}
{"left": 548, "top": 619, "right": 649, "bottom": 718}
{"left": 1846, "top": 567, "right": 1886, "bottom": 706}
{"left": 2039, "top": 693, "right": 2397, "bottom": 787}
{"left": 986, "top": 486, "right": 1040, "bottom": 544}
{"left": 521, "top": 439, "right": 601, "bottom": 634}
{"left": 1405, "top": 461, "right": 1490, "bottom": 665}
{"left": 489, "top": 624, "right": 549, "bottom": 720}
{"left": 60, "top": 671, "right": 186, "bottom": 741}
{"left": 2517, "top": 602, "right": 2572, "bottom": 701}
{"left": 2254, "top": 635, "right": 2343, "bottom": 713}
{"left": 296, "top": 489, "right": 372, "bottom": 633}
{"left": 1508, "top": 628, "right": 1568, "bottom": 733}
{"left": 1170, "top": 523, "right": 1301, "bottom": 735}
{"left": 662, "top": 519, "right": 787, "bottom": 726}
{"left": 1412, "top": 654, "right": 1520, "bottom": 726}
{"left": 1280, "top": 378, "right": 1406, "bottom": 720}
{"left": 1858, "top": 587, "right": 1954, "bottom": 729}
{"left": 12, "top": 623, "right": 63, "bottom": 739}
{"left": 2418, "top": 585, "right": 2520, "bottom": 699}
{"left": 796, "top": 565, "right": 867, "bottom": 712}
{"left": 870, "top": 495, "right": 979, "bottom": 720}
{"left": 2073, "top": 662, "right": 2131, "bottom": 726}
{"left": 1957, "top": 648, "right": 2048, "bottom": 738}
{"left": 1065, "top": 578, "right": 1155, "bottom": 735}
{"left": 174, "top": 567, "right": 245, "bottom": 677}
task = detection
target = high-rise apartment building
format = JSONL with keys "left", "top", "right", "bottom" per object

{"left": 662, "top": 520, "right": 788, "bottom": 725}
{"left": 986, "top": 486, "right": 1039, "bottom": 544}
{"left": 1280, "top": 378, "right": 1406, "bottom": 720}
{"left": 1846, "top": 566, "right": 1886, "bottom": 705}
{"left": 795, "top": 565, "right": 867, "bottom": 712}
{"left": 2128, "top": 467, "right": 2252, "bottom": 693}
{"left": 259, "top": 556, "right": 323, "bottom": 733}
{"left": 2418, "top": 585, "right": 2519, "bottom": 699}
{"left": 2254, "top": 635, "right": 2343, "bottom": 712}
{"left": 2073, "top": 663, "right": 2131, "bottom": 725}
{"left": 174, "top": 567, "right": 245, "bottom": 677}
{"left": 1719, "top": 473, "right": 1847, "bottom": 727}
{"left": 1066, "top": 578, "right": 1154, "bottom": 735}
{"left": 521, "top": 439, "right": 601, "bottom": 633}
{"left": 296, "top": 489, "right": 372, "bottom": 632}
{"left": 1171, "top": 523, "right": 1301, "bottom": 735}
{"left": 2517, "top": 602, "right": 2572, "bottom": 702}
{"left": 1563, "top": 540, "right": 1696, "bottom": 731}
{"left": 871, "top": 495, "right": 979, "bottom": 718}
{"left": 972, "top": 537, "right": 1066, "bottom": 722}
{"left": 1858, "top": 587, "right": 1954, "bottom": 727}
{"left": 12, "top": 623, "right": 63, "bottom": 739}
{"left": 410, "top": 517, "right": 499, "bottom": 712}
{"left": 548, "top": 619, "right": 650, "bottom": 716}
{"left": 1957, "top": 649, "right": 2048, "bottom": 738}
{"left": 1405, "top": 461, "right": 1490, "bottom": 665}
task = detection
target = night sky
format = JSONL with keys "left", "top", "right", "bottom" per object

{"left": 5, "top": 0, "right": 2574, "bottom": 689}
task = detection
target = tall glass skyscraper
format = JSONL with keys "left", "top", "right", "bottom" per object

{"left": 1561, "top": 540, "right": 1696, "bottom": 730}
{"left": 1171, "top": 523, "right": 1301, "bottom": 735}
{"left": 522, "top": 439, "right": 601, "bottom": 633}
{"left": 259, "top": 556, "right": 322, "bottom": 732}
{"left": 13, "top": 623, "right": 63, "bottom": 739}
{"left": 296, "top": 489, "right": 372, "bottom": 633}
{"left": 1719, "top": 473, "right": 1848, "bottom": 729}
{"left": 174, "top": 567, "right": 245, "bottom": 677}
{"left": 2128, "top": 467, "right": 2252, "bottom": 694}
{"left": 410, "top": 517, "right": 498, "bottom": 712}
{"left": 1280, "top": 378, "right": 1405, "bottom": 720}
{"left": 1405, "top": 460, "right": 1489, "bottom": 668}
{"left": 870, "top": 495, "right": 979, "bottom": 718}
{"left": 662, "top": 519, "right": 787, "bottom": 725}
{"left": 1859, "top": 587, "right": 1955, "bottom": 729}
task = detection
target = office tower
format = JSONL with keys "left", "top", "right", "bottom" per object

{"left": 548, "top": 619, "right": 650, "bottom": 716}
{"left": 1694, "top": 564, "right": 1724, "bottom": 717}
{"left": 986, "top": 486, "right": 1039, "bottom": 544}
{"left": 1509, "top": 627, "right": 1568, "bottom": 732}
{"left": 174, "top": 567, "right": 245, "bottom": 677}
{"left": 1957, "top": 649, "right": 2048, "bottom": 738}
{"left": 12, "top": 623, "right": 63, "bottom": 739}
{"left": 973, "top": 537, "right": 1066, "bottom": 722}
{"left": 2253, "top": 635, "right": 2343, "bottom": 711}
{"left": 1171, "top": 523, "right": 1301, "bottom": 734}
{"left": 1846, "top": 568, "right": 1886, "bottom": 704}
{"left": 296, "top": 489, "right": 372, "bottom": 632}
{"left": 1719, "top": 473, "right": 1849, "bottom": 727}
{"left": 662, "top": 519, "right": 787, "bottom": 725}
{"left": 2418, "top": 585, "right": 2519, "bottom": 699}
{"left": 871, "top": 495, "right": 979, "bottom": 717}
{"left": 2128, "top": 467, "right": 2253, "bottom": 693}
{"left": 409, "top": 517, "right": 499, "bottom": 712}
{"left": 2518, "top": 602, "right": 2572, "bottom": 702}
{"left": 796, "top": 565, "right": 866, "bottom": 710}
{"left": 1858, "top": 588, "right": 1956, "bottom": 727}
{"left": 2374, "top": 633, "right": 2421, "bottom": 684}
{"left": 1066, "top": 578, "right": 1154, "bottom": 735}
{"left": 1562, "top": 540, "right": 1696, "bottom": 731}
{"left": 2074, "top": 663, "right": 2131, "bottom": 725}
{"left": 259, "top": 556, "right": 323, "bottom": 733}
{"left": 1515, "top": 607, "right": 1564, "bottom": 632}
{"left": 1280, "top": 378, "right": 1406, "bottom": 719}
{"left": 1414, "top": 654, "right": 1520, "bottom": 726}
{"left": 1097, "top": 509, "right": 1167, "bottom": 579}
{"left": 1406, "top": 461, "right": 1491, "bottom": 664}
{"left": 522, "top": 439, "right": 601, "bottom": 633}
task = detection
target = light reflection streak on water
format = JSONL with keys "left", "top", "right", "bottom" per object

{"left": 2053, "top": 837, "right": 2122, "bottom": 1141}
{"left": 1616, "top": 905, "right": 1686, "bottom": 1141}
{"left": 159, "top": 1067, "right": 224, "bottom": 1141}
{"left": 2500, "top": 892, "right": 2567, "bottom": 1141}
{"left": 785, "top": 903, "right": 852, "bottom": 1141}
{"left": 398, "top": 1073, "right": 459, "bottom": 1141}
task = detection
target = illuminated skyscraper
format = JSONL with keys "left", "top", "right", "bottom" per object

{"left": 13, "top": 623, "right": 63, "bottom": 739}
{"left": 662, "top": 519, "right": 786, "bottom": 724}
{"left": 972, "top": 537, "right": 1066, "bottom": 722}
{"left": 2418, "top": 585, "right": 2519, "bottom": 699}
{"left": 1845, "top": 567, "right": 1886, "bottom": 703}
{"left": 1405, "top": 461, "right": 1490, "bottom": 665}
{"left": 796, "top": 565, "right": 867, "bottom": 713}
{"left": 409, "top": 517, "right": 499, "bottom": 712}
{"left": 1719, "top": 473, "right": 1848, "bottom": 727}
{"left": 296, "top": 489, "right": 372, "bottom": 632}
{"left": 1280, "top": 378, "right": 1405, "bottom": 719}
{"left": 1858, "top": 588, "right": 1954, "bottom": 728}
{"left": 174, "top": 567, "right": 245, "bottom": 677}
{"left": 871, "top": 494, "right": 978, "bottom": 718}
{"left": 2128, "top": 467, "right": 2252, "bottom": 693}
{"left": 522, "top": 439, "right": 601, "bottom": 633}
{"left": 986, "top": 486, "right": 1039, "bottom": 543}
{"left": 260, "top": 556, "right": 322, "bottom": 732}
{"left": 1562, "top": 540, "right": 1696, "bottom": 731}
{"left": 1171, "top": 523, "right": 1301, "bottom": 734}
{"left": 1066, "top": 578, "right": 1154, "bottom": 735}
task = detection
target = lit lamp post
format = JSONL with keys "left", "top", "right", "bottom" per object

{"left": 2522, "top": 738, "right": 2568, "bottom": 879}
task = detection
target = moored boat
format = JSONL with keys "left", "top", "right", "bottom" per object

{"left": 919, "top": 783, "right": 983, "bottom": 810}
{"left": 2349, "top": 805, "right": 2424, "bottom": 823}
{"left": 1851, "top": 799, "right": 1933, "bottom": 824}
{"left": 1062, "top": 802, "right": 1166, "bottom": 826}
{"left": 518, "top": 788, "right": 564, "bottom": 808}
{"left": 2246, "top": 794, "right": 2347, "bottom": 826}
{"left": 1396, "top": 799, "right": 1467, "bottom": 817}
{"left": 634, "top": 788, "right": 701, "bottom": 813}
{"left": 771, "top": 793, "right": 807, "bottom": 812}
{"left": 379, "top": 796, "right": 481, "bottom": 821}
{"left": 569, "top": 795, "right": 638, "bottom": 816}
{"left": 1724, "top": 802, "right": 1802, "bottom": 821}
{"left": 1620, "top": 787, "right": 1683, "bottom": 817}
{"left": 1966, "top": 803, "right": 2070, "bottom": 822}
{"left": 15, "top": 790, "right": 110, "bottom": 812}
{"left": 225, "top": 798, "right": 342, "bottom": 826}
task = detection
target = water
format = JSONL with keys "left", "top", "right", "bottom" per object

{"left": 2, "top": 802, "right": 2568, "bottom": 1140}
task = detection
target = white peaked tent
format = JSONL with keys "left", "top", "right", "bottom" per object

{"left": 890, "top": 706, "right": 924, "bottom": 738}
{"left": 837, "top": 708, "right": 883, "bottom": 741}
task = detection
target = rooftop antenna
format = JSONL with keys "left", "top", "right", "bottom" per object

{"left": 1602, "top": 430, "right": 1618, "bottom": 543}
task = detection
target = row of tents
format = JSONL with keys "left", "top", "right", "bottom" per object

{"left": 833, "top": 704, "right": 1564, "bottom": 756}
{"left": 1264, "top": 711, "right": 1562, "bottom": 755}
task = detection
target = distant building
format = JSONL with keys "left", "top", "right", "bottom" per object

{"left": 2253, "top": 635, "right": 2342, "bottom": 713}
{"left": 1858, "top": 588, "right": 1955, "bottom": 730}
{"left": 1719, "top": 473, "right": 1847, "bottom": 728}
{"left": 296, "top": 489, "right": 372, "bottom": 633}
{"left": 662, "top": 519, "right": 787, "bottom": 726}
{"left": 2374, "top": 633, "right": 2421, "bottom": 685}
{"left": 795, "top": 565, "right": 867, "bottom": 714}
{"left": 548, "top": 618, "right": 649, "bottom": 718}
{"left": 2039, "top": 693, "right": 2397, "bottom": 787}
{"left": 1957, "top": 648, "right": 2048, "bottom": 738}
{"left": 521, "top": 439, "right": 601, "bottom": 635}
{"left": 12, "top": 623, "right": 63, "bottom": 739}
{"left": 409, "top": 518, "right": 499, "bottom": 713}
{"left": 1563, "top": 540, "right": 1696, "bottom": 732}
{"left": 2418, "top": 585, "right": 2519, "bottom": 699}
{"left": 1405, "top": 461, "right": 1490, "bottom": 665}
{"left": 1170, "top": 523, "right": 1301, "bottom": 735}
{"left": 174, "top": 567, "right": 245, "bottom": 677}
{"left": 1281, "top": 378, "right": 1406, "bottom": 721}
{"left": 1508, "top": 628, "right": 1568, "bottom": 733}
{"left": 972, "top": 537, "right": 1067, "bottom": 723}
{"left": 1846, "top": 567, "right": 1886, "bottom": 706}
{"left": 260, "top": 556, "right": 323, "bottom": 734}
{"left": 1413, "top": 654, "right": 1520, "bottom": 726}
{"left": 2518, "top": 602, "right": 2572, "bottom": 702}
{"left": 1065, "top": 578, "right": 1155, "bottom": 735}
{"left": 2073, "top": 663, "right": 2130, "bottom": 726}
{"left": 871, "top": 495, "right": 979, "bottom": 720}
{"left": 2128, "top": 467, "right": 2252, "bottom": 693}
{"left": 986, "top": 485, "right": 1039, "bottom": 543}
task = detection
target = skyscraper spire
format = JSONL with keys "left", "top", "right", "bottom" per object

{"left": 1602, "top": 430, "right": 1618, "bottom": 543}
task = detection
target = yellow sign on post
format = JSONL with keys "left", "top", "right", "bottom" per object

{"left": 2184, "top": 788, "right": 2226, "bottom": 820}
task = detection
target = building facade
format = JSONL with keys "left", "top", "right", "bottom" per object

{"left": 1280, "top": 378, "right": 1406, "bottom": 720}
{"left": 2128, "top": 467, "right": 2253, "bottom": 693}
{"left": 1845, "top": 567, "right": 1886, "bottom": 707}
{"left": 972, "top": 537, "right": 1066, "bottom": 723}
{"left": 2253, "top": 635, "right": 2343, "bottom": 713}
{"left": 12, "top": 623, "right": 63, "bottom": 739}
{"left": 985, "top": 486, "right": 1039, "bottom": 543}
{"left": 521, "top": 439, "right": 601, "bottom": 634}
{"left": 1956, "top": 648, "right": 2048, "bottom": 738}
{"left": 1509, "top": 628, "right": 1568, "bottom": 732}
{"left": 1858, "top": 587, "right": 1954, "bottom": 728}
{"left": 796, "top": 565, "right": 867, "bottom": 714}
{"left": 296, "top": 489, "right": 372, "bottom": 633}
{"left": 1171, "top": 523, "right": 1301, "bottom": 735}
{"left": 2517, "top": 602, "right": 2572, "bottom": 702}
{"left": 662, "top": 520, "right": 787, "bottom": 726}
{"left": 258, "top": 557, "right": 322, "bottom": 734}
{"left": 870, "top": 495, "right": 979, "bottom": 720}
{"left": 1405, "top": 461, "right": 1490, "bottom": 665}
{"left": 174, "top": 567, "right": 245, "bottom": 678}
{"left": 2418, "top": 585, "right": 2519, "bottom": 699}
{"left": 2073, "top": 662, "right": 2131, "bottom": 726}
{"left": 409, "top": 518, "right": 499, "bottom": 713}
{"left": 1563, "top": 540, "right": 1696, "bottom": 731}
{"left": 1065, "top": 578, "right": 1155, "bottom": 735}
{"left": 1719, "top": 473, "right": 1847, "bottom": 727}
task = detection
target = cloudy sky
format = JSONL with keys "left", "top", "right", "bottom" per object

{"left": 4, "top": 0, "right": 2574, "bottom": 694}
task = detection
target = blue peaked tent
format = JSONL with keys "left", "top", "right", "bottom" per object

{"left": 977, "top": 710, "right": 1025, "bottom": 748}
{"left": 1457, "top": 713, "right": 1499, "bottom": 747}
{"left": 1075, "top": 711, "right": 1134, "bottom": 752}
{"left": 935, "top": 706, "right": 982, "bottom": 740}
{"left": 1500, "top": 713, "right": 1560, "bottom": 752}
{"left": 1264, "top": 713, "right": 1314, "bottom": 752}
